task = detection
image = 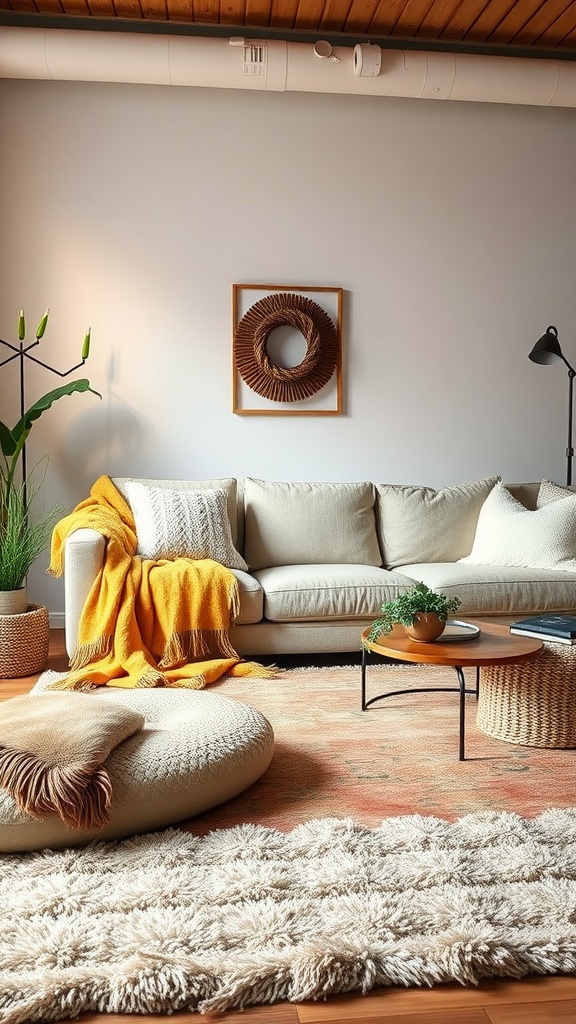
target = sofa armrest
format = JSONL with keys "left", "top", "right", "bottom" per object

{"left": 64, "top": 528, "right": 106, "bottom": 660}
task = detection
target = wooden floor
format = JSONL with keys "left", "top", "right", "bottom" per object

{"left": 2, "top": 630, "right": 576, "bottom": 1024}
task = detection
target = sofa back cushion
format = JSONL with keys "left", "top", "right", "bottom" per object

{"left": 375, "top": 476, "right": 500, "bottom": 568}
{"left": 113, "top": 477, "right": 239, "bottom": 546}
{"left": 243, "top": 479, "right": 382, "bottom": 570}
{"left": 507, "top": 481, "right": 541, "bottom": 510}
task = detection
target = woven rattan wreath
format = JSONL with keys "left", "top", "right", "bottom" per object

{"left": 234, "top": 293, "right": 339, "bottom": 403}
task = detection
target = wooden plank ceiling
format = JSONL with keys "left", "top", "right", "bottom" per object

{"left": 1, "top": 0, "right": 576, "bottom": 58}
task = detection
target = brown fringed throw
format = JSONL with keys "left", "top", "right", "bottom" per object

{"left": 0, "top": 693, "right": 145, "bottom": 830}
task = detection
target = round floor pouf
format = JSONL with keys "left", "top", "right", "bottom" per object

{"left": 478, "top": 641, "right": 576, "bottom": 748}
{"left": 0, "top": 684, "right": 274, "bottom": 852}
{"left": 0, "top": 604, "right": 49, "bottom": 678}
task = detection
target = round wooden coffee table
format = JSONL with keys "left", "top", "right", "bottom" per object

{"left": 361, "top": 621, "right": 543, "bottom": 761}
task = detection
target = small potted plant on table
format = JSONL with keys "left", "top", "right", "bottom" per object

{"left": 366, "top": 581, "right": 461, "bottom": 644}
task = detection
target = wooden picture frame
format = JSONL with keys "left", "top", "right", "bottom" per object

{"left": 232, "top": 283, "right": 343, "bottom": 416}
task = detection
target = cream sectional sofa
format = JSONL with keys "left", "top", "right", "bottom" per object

{"left": 63, "top": 475, "right": 576, "bottom": 658}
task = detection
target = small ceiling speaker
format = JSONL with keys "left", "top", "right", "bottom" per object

{"left": 353, "top": 43, "right": 382, "bottom": 77}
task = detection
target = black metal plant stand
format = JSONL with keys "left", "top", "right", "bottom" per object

{"left": 0, "top": 322, "right": 89, "bottom": 502}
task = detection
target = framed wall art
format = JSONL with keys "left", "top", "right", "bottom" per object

{"left": 232, "top": 283, "right": 343, "bottom": 416}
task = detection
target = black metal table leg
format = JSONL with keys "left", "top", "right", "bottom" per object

{"left": 362, "top": 655, "right": 475, "bottom": 760}
{"left": 455, "top": 665, "right": 466, "bottom": 761}
{"left": 361, "top": 645, "right": 368, "bottom": 710}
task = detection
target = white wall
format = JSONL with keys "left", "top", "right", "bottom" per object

{"left": 1, "top": 74, "right": 576, "bottom": 615}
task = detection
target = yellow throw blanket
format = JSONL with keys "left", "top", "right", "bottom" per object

{"left": 48, "top": 475, "right": 273, "bottom": 690}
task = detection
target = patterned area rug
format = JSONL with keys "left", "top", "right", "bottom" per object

{"left": 3, "top": 809, "right": 576, "bottom": 1020}
{"left": 190, "top": 661, "right": 576, "bottom": 834}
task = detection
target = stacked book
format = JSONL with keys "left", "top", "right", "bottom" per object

{"left": 510, "top": 614, "right": 576, "bottom": 645}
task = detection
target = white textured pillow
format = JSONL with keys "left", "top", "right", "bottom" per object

{"left": 459, "top": 481, "right": 576, "bottom": 571}
{"left": 537, "top": 479, "right": 576, "bottom": 507}
{"left": 124, "top": 482, "right": 248, "bottom": 570}
{"left": 376, "top": 476, "right": 500, "bottom": 567}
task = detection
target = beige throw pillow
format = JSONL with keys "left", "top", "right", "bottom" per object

{"left": 243, "top": 479, "right": 382, "bottom": 570}
{"left": 376, "top": 476, "right": 500, "bottom": 568}
{"left": 125, "top": 482, "right": 248, "bottom": 570}
{"left": 459, "top": 481, "right": 576, "bottom": 571}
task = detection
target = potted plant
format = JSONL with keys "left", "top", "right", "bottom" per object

{"left": 0, "top": 308, "right": 100, "bottom": 617}
{"left": 365, "top": 581, "right": 461, "bottom": 644}
{"left": 0, "top": 476, "right": 63, "bottom": 615}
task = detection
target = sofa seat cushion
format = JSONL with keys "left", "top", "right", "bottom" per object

{"left": 254, "top": 564, "right": 417, "bottom": 621}
{"left": 397, "top": 562, "right": 576, "bottom": 616}
{"left": 244, "top": 479, "right": 382, "bottom": 570}
{"left": 231, "top": 569, "right": 264, "bottom": 624}
{"left": 0, "top": 685, "right": 274, "bottom": 853}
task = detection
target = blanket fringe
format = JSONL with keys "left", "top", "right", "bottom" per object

{"left": 0, "top": 746, "right": 113, "bottom": 829}
{"left": 136, "top": 667, "right": 171, "bottom": 688}
{"left": 47, "top": 677, "right": 102, "bottom": 692}
{"left": 228, "top": 661, "right": 279, "bottom": 679}
{"left": 159, "top": 629, "right": 240, "bottom": 668}
{"left": 70, "top": 635, "right": 112, "bottom": 672}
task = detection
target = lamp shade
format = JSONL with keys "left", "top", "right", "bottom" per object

{"left": 528, "top": 323, "right": 576, "bottom": 486}
{"left": 529, "top": 326, "right": 563, "bottom": 365}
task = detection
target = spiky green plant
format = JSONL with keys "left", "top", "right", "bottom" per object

{"left": 0, "top": 477, "right": 63, "bottom": 591}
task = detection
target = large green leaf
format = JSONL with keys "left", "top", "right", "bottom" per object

{"left": 0, "top": 422, "right": 17, "bottom": 457}
{"left": 11, "top": 379, "right": 102, "bottom": 443}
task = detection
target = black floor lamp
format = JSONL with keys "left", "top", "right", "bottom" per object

{"left": 529, "top": 325, "right": 576, "bottom": 487}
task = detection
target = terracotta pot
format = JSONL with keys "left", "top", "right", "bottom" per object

{"left": 403, "top": 612, "right": 445, "bottom": 643}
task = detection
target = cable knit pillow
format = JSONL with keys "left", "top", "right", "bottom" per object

{"left": 459, "top": 481, "right": 576, "bottom": 571}
{"left": 124, "top": 482, "right": 248, "bottom": 570}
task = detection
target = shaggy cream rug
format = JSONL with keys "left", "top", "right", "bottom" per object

{"left": 2, "top": 810, "right": 576, "bottom": 1021}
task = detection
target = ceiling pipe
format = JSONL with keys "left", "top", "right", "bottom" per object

{"left": 1, "top": 26, "right": 576, "bottom": 108}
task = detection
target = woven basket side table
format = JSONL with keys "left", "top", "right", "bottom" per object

{"left": 0, "top": 604, "right": 49, "bottom": 679}
{"left": 478, "top": 641, "right": 576, "bottom": 748}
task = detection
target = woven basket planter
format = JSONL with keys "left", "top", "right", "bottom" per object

{"left": 0, "top": 604, "right": 49, "bottom": 679}
{"left": 478, "top": 641, "right": 576, "bottom": 748}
